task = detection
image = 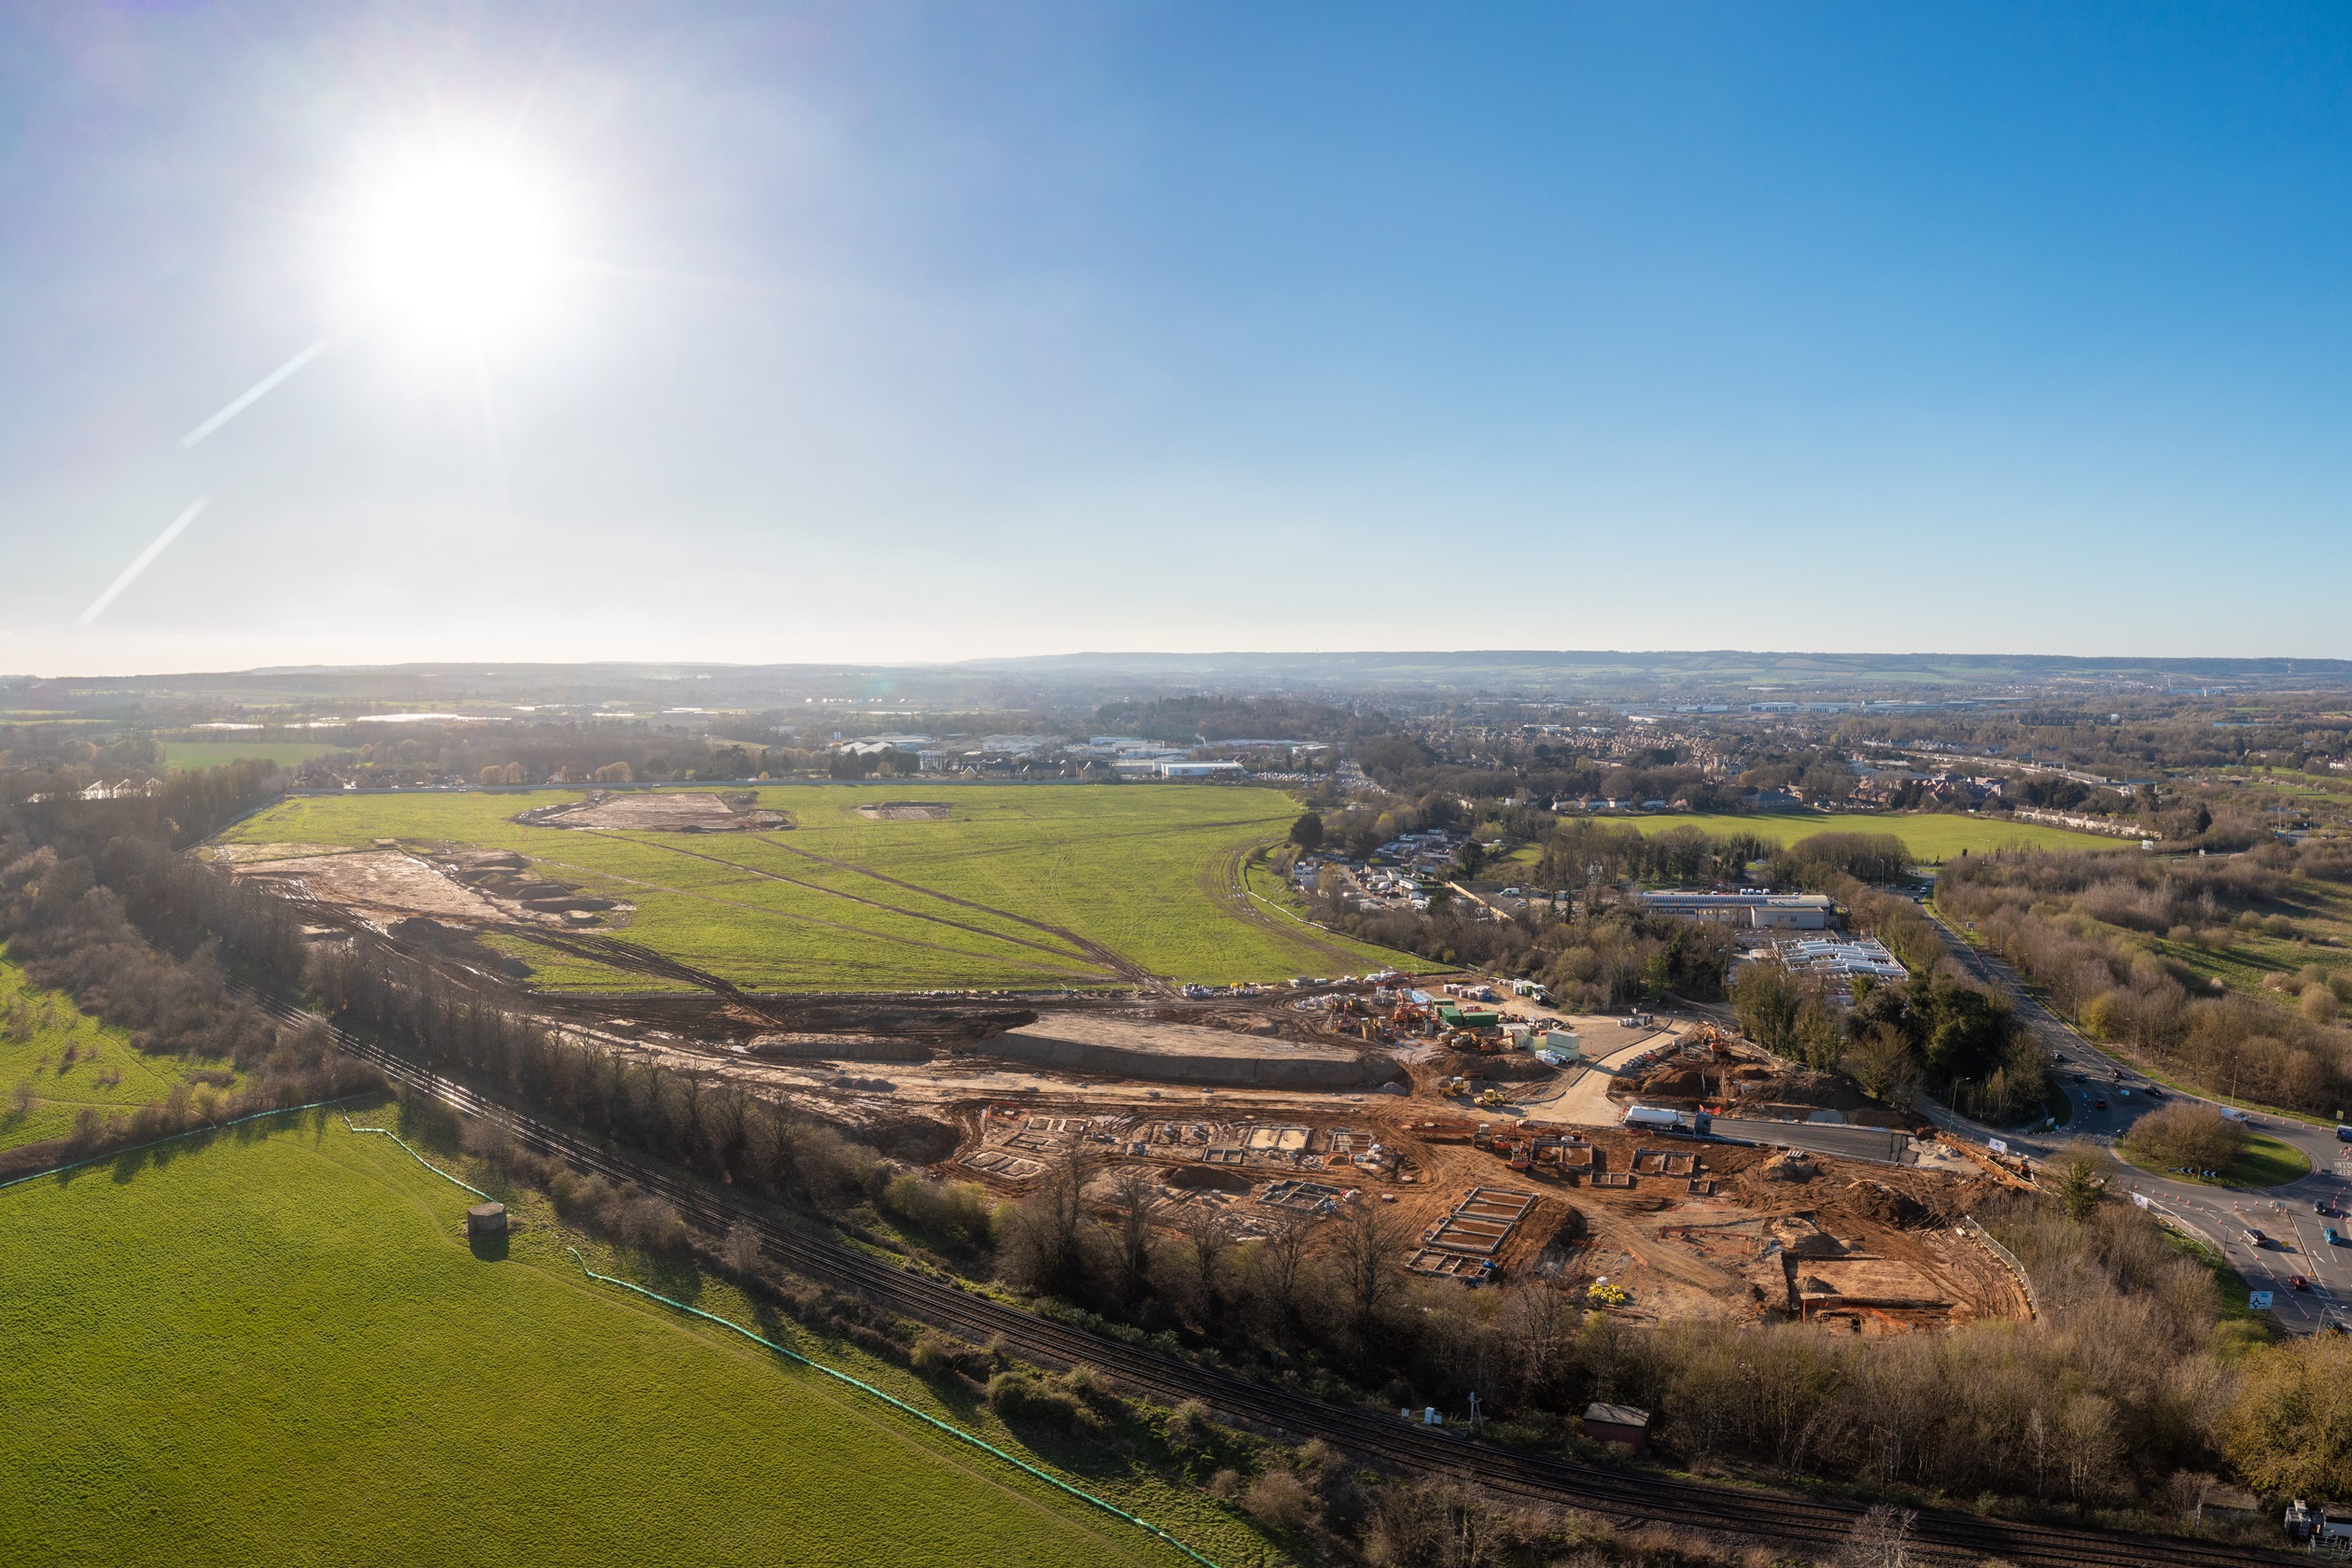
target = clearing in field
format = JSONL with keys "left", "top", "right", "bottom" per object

{"left": 219, "top": 783, "right": 1410, "bottom": 993}
{"left": 1586, "top": 809, "right": 2135, "bottom": 863}
{"left": 0, "top": 1115, "right": 1233, "bottom": 1568}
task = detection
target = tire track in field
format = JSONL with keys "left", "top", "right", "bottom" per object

{"left": 1203, "top": 843, "right": 1378, "bottom": 971}
{"left": 604, "top": 835, "right": 1127, "bottom": 981}
{"left": 748, "top": 833, "right": 1159, "bottom": 989}
{"left": 525, "top": 857, "right": 1107, "bottom": 985}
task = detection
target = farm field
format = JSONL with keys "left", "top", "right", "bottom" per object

{"left": 0, "top": 954, "right": 239, "bottom": 1153}
{"left": 1577, "top": 809, "right": 2135, "bottom": 863}
{"left": 220, "top": 783, "right": 1411, "bottom": 992}
{"left": 0, "top": 1114, "right": 1236, "bottom": 1568}
{"left": 160, "top": 738, "right": 347, "bottom": 770}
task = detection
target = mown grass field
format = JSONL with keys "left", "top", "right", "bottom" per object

{"left": 0, "top": 955, "right": 240, "bottom": 1153}
{"left": 160, "top": 739, "right": 347, "bottom": 770}
{"left": 0, "top": 1114, "right": 1249, "bottom": 1568}
{"left": 1578, "top": 809, "right": 2135, "bottom": 863}
{"left": 222, "top": 783, "right": 1409, "bottom": 991}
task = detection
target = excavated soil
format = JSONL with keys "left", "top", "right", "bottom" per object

{"left": 857, "top": 802, "right": 953, "bottom": 820}
{"left": 971, "top": 1015, "right": 1403, "bottom": 1090}
{"left": 513, "top": 791, "right": 790, "bottom": 832}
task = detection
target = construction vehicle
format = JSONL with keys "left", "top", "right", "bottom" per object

{"left": 1476, "top": 1086, "right": 1509, "bottom": 1109}
{"left": 1440, "top": 1075, "right": 1471, "bottom": 1098}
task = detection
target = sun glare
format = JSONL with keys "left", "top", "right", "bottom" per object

{"left": 356, "top": 153, "right": 555, "bottom": 339}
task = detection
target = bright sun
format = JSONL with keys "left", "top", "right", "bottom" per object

{"left": 357, "top": 154, "right": 555, "bottom": 338}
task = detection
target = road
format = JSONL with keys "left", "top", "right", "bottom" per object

{"left": 1707, "top": 1116, "right": 1914, "bottom": 1165}
{"left": 1921, "top": 898, "right": 2352, "bottom": 1332}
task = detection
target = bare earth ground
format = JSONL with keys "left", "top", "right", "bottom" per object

{"left": 562, "top": 998, "right": 2022, "bottom": 1332}
{"left": 516, "top": 791, "right": 789, "bottom": 832}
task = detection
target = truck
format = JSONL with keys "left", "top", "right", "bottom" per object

{"left": 1622, "top": 1105, "right": 1682, "bottom": 1131}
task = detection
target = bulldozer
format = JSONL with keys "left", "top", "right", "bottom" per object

{"left": 1475, "top": 1086, "right": 1509, "bottom": 1109}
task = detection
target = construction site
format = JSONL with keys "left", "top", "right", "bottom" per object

{"left": 206, "top": 805, "right": 2034, "bottom": 1336}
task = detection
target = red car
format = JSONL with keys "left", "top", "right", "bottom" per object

{"left": 2291, "top": 1276, "right": 2312, "bottom": 1292}
{"left": 2093, "top": 1099, "right": 2108, "bottom": 1111}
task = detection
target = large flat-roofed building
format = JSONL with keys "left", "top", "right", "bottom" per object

{"left": 1638, "top": 890, "right": 1834, "bottom": 930}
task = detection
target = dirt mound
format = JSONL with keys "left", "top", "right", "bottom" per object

{"left": 1434, "top": 1050, "right": 1554, "bottom": 1082}
{"left": 745, "top": 1032, "right": 933, "bottom": 1064}
{"left": 1840, "top": 1179, "right": 1928, "bottom": 1228}
{"left": 857, "top": 801, "right": 952, "bottom": 820}
{"left": 974, "top": 1016, "right": 1401, "bottom": 1090}
{"left": 1740, "top": 1070, "right": 1874, "bottom": 1112}
{"left": 868, "top": 1115, "right": 959, "bottom": 1163}
{"left": 1758, "top": 1150, "right": 1818, "bottom": 1183}
{"left": 1633, "top": 1066, "right": 1709, "bottom": 1098}
{"left": 514, "top": 791, "right": 789, "bottom": 833}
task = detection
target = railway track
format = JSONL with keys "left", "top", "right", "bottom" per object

{"left": 240, "top": 986, "right": 2293, "bottom": 1567}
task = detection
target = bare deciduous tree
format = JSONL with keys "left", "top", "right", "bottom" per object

{"left": 1332, "top": 1197, "right": 1409, "bottom": 1334}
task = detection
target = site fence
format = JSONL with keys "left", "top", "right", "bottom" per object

{"left": 330, "top": 1110, "right": 1224, "bottom": 1568}
{"left": 0, "top": 1095, "right": 363, "bottom": 1194}
{"left": 1960, "top": 1215, "right": 2040, "bottom": 1320}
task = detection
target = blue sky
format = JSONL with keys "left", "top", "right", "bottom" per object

{"left": 2, "top": 2, "right": 2349, "bottom": 673}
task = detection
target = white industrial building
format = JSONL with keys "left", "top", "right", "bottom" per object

{"left": 1637, "top": 890, "right": 1834, "bottom": 930}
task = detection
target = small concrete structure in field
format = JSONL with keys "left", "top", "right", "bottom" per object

{"left": 466, "top": 1202, "right": 509, "bottom": 1239}
{"left": 1582, "top": 1402, "right": 1652, "bottom": 1454}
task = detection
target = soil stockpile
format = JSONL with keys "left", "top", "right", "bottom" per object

{"left": 514, "top": 791, "right": 788, "bottom": 832}
{"left": 973, "top": 1015, "right": 1402, "bottom": 1089}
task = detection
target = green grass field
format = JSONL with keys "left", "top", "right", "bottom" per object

{"left": 161, "top": 739, "right": 347, "bottom": 770}
{"left": 0, "top": 1114, "right": 1247, "bottom": 1568}
{"left": 0, "top": 954, "right": 240, "bottom": 1153}
{"left": 221, "top": 784, "right": 1409, "bottom": 992}
{"left": 1581, "top": 809, "right": 2135, "bottom": 863}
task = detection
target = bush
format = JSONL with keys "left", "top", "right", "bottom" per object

{"left": 2121, "top": 1100, "right": 2248, "bottom": 1173}
{"left": 1164, "top": 1398, "right": 1212, "bottom": 1450}
{"left": 1243, "top": 1468, "right": 1315, "bottom": 1533}
{"left": 879, "top": 1172, "right": 995, "bottom": 1245}
{"left": 985, "top": 1370, "right": 1091, "bottom": 1433}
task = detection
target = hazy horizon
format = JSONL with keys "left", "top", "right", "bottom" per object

{"left": 7, "top": 3, "right": 2352, "bottom": 675}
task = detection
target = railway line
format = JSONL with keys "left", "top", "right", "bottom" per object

{"left": 238, "top": 985, "right": 2297, "bottom": 1567}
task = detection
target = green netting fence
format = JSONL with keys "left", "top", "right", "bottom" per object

{"left": 340, "top": 1113, "right": 493, "bottom": 1198}
{"left": 0, "top": 1095, "right": 361, "bottom": 1194}
{"left": 562, "top": 1247, "right": 1225, "bottom": 1568}
{"left": 328, "top": 1114, "right": 1225, "bottom": 1567}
